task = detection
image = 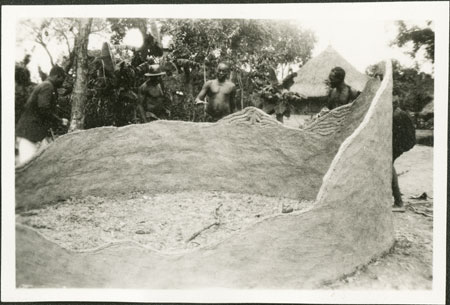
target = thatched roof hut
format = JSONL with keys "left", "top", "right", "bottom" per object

{"left": 419, "top": 100, "right": 434, "bottom": 118}
{"left": 290, "top": 45, "right": 370, "bottom": 98}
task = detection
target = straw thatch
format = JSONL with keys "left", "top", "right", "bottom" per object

{"left": 290, "top": 45, "right": 370, "bottom": 98}
{"left": 420, "top": 100, "right": 434, "bottom": 116}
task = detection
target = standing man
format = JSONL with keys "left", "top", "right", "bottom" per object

{"left": 195, "top": 62, "right": 236, "bottom": 122}
{"left": 16, "top": 65, "right": 68, "bottom": 166}
{"left": 326, "top": 67, "right": 360, "bottom": 110}
{"left": 392, "top": 99, "right": 416, "bottom": 211}
{"left": 136, "top": 64, "right": 168, "bottom": 123}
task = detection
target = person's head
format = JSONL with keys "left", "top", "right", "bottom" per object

{"left": 217, "top": 62, "right": 230, "bottom": 82}
{"left": 48, "top": 65, "right": 66, "bottom": 88}
{"left": 144, "top": 64, "right": 165, "bottom": 83}
{"left": 328, "top": 67, "right": 346, "bottom": 88}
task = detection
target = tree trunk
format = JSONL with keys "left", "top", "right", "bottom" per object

{"left": 69, "top": 18, "right": 92, "bottom": 132}
{"left": 64, "top": 50, "right": 75, "bottom": 74}
{"left": 237, "top": 72, "right": 244, "bottom": 110}
{"left": 149, "top": 20, "right": 161, "bottom": 48}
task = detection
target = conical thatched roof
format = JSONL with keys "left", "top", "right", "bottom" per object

{"left": 290, "top": 45, "right": 370, "bottom": 98}
{"left": 420, "top": 100, "right": 434, "bottom": 116}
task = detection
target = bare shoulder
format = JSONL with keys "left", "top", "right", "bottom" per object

{"left": 226, "top": 80, "right": 236, "bottom": 89}
{"left": 199, "top": 80, "right": 212, "bottom": 91}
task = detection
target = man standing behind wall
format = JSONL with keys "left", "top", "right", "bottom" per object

{"left": 136, "top": 64, "right": 168, "bottom": 123}
{"left": 327, "top": 67, "right": 360, "bottom": 110}
{"left": 16, "top": 66, "right": 68, "bottom": 166}
{"left": 195, "top": 62, "right": 237, "bottom": 122}
{"left": 392, "top": 99, "right": 416, "bottom": 210}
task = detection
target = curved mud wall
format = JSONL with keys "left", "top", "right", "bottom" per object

{"left": 16, "top": 79, "right": 378, "bottom": 210}
{"left": 16, "top": 62, "right": 393, "bottom": 288}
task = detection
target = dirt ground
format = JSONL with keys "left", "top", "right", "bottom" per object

{"left": 17, "top": 192, "right": 313, "bottom": 254}
{"left": 324, "top": 144, "right": 434, "bottom": 289}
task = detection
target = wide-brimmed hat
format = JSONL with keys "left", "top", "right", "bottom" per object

{"left": 145, "top": 64, "right": 166, "bottom": 77}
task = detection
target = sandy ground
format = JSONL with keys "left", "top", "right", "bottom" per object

{"left": 324, "top": 144, "right": 434, "bottom": 289}
{"left": 17, "top": 192, "right": 313, "bottom": 254}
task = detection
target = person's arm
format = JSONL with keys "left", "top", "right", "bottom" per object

{"left": 36, "top": 83, "right": 66, "bottom": 125}
{"left": 229, "top": 84, "right": 237, "bottom": 113}
{"left": 326, "top": 90, "right": 333, "bottom": 110}
{"left": 349, "top": 87, "right": 361, "bottom": 102}
{"left": 195, "top": 81, "right": 210, "bottom": 104}
{"left": 137, "top": 86, "right": 148, "bottom": 123}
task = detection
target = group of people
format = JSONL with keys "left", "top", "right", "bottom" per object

{"left": 15, "top": 61, "right": 415, "bottom": 209}
{"left": 14, "top": 62, "right": 237, "bottom": 166}
{"left": 139, "top": 63, "right": 361, "bottom": 123}
{"left": 137, "top": 62, "right": 236, "bottom": 123}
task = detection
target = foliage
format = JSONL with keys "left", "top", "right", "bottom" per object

{"left": 391, "top": 21, "right": 434, "bottom": 64}
{"left": 159, "top": 19, "right": 316, "bottom": 115}
{"left": 19, "top": 18, "right": 109, "bottom": 69}
{"left": 252, "top": 73, "right": 305, "bottom": 122}
{"left": 366, "top": 60, "right": 433, "bottom": 112}
{"left": 108, "top": 18, "right": 163, "bottom": 58}
{"left": 160, "top": 19, "right": 315, "bottom": 68}
{"left": 374, "top": 21, "right": 435, "bottom": 115}
{"left": 19, "top": 18, "right": 316, "bottom": 129}
{"left": 84, "top": 60, "right": 139, "bottom": 128}
{"left": 82, "top": 18, "right": 316, "bottom": 125}
{"left": 392, "top": 62, "right": 433, "bottom": 113}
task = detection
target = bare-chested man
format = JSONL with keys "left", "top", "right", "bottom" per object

{"left": 326, "top": 66, "right": 360, "bottom": 110}
{"left": 195, "top": 62, "right": 236, "bottom": 122}
{"left": 137, "top": 65, "right": 168, "bottom": 123}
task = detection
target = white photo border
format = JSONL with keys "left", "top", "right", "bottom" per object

{"left": 2, "top": 2, "right": 448, "bottom": 303}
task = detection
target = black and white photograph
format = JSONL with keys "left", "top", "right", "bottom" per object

{"left": 1, "top": 2, "right": 448, "bottom": 304}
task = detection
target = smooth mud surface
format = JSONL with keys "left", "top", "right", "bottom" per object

{"left": 324, "top": 145, "right": 433, "bottom": 289}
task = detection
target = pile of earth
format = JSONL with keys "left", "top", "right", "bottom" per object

{"left": 15, "top": 80, "right": 381, "bottom": 211}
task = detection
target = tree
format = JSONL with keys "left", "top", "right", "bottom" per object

{"left": 158, "top": 19, "right": 315, "bottom": 119}
{"left": 68, "top": 18, "right": 93, "bottom": 132}
{"left": 366, "top": 60, "right": 433, "bottom": 112}
{"left": 391, "top": 21, "right": 434, "bottom": 64}
{"left": 20, "top": 18, "right": 78, "bottom": 69}
{"left": 19, "top": 18, "right": 111, "bottom": 74}
{"left": 20, "top": 19, "right": 57, "bottom": 67}
{"left": 17, "top": 18, "right": 316, "bottom": 130}
{"left": 77, "top": 18, "right": 165, "bottom": 128}
{"left": 108, "top": 18, "right": 163, "bottom": 59}
{"left": 380, "top": 21, "right": 435, "bottom": 113}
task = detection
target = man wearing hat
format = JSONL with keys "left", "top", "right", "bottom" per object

{"left": 137, "top": 64, "right": 168, "bottom": 123}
